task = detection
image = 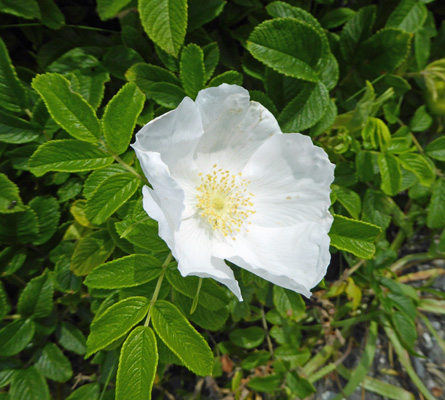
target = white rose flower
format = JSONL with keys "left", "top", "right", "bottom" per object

{"left": 133, "top": 84, "right": 334, "bottom": 301}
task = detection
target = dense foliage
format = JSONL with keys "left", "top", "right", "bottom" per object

{"left": 0, "top": 0, "right": 444, "bottom": 399}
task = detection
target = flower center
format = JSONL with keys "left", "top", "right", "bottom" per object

{"left": 196, "top": 164, "right": 255, "bottom": 239}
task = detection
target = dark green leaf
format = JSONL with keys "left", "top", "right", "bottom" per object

{"left": 0, "top": 173, "right": 24, "bottom": 214}
{"left": 39, "top": 0, "right": 65, "bottom": 29}
{"left": 35, "top": 343, "right": 73, "bottom": 382}
{"left": 65, "top": 383, "right": 99, "bottom": 400}
{"left": 188, "top": 0, "right": 226, "bottom": 31}
{"left": 18, "top": 270, "right": 54, "bottom": 319}
{"left": 386, "top": 0, "right": 428, "bottom": 33}
{"left": 378, "top": 153, "right": 402, "bottom": 196}
{"left": 180, "top": 44, "right": 205, "bottom": 98}
{"left": 208, "top": 71, "right": 243, "bottom": 87}
{"left": 97, "top": 0, "right": 132, "bottom": 20}
{"left": 57, "top": 322, "right": 87, "bottom": 355}
{"left": 248, "top": 375, "right": 281, "bottom": 393}
{"left": 29, "top": 196, "right": 60, "bottom": 245}
{"left": 0, "top": 319, "right": 35, "bottom": 356}
{"left": 426, "top": 136, "right": 445, "bottom": 161}
{"left": 427, "top": 179, "right": 445, "bottom": 229}
{"left": 273, "top": 286, "right": 305, "bottom": 321}
{"left": 147, "top": 82, "right": 186, "bottom": 108}
{"left": 393, "top": 312, "right": 417, "bottom": 350}
{"left": 409, "top": 105, "right": 433, "bottom": 132}
{"left": 0, "top": 110, "right": 40, "bottom": 144}
{"left": 9, "top": 367, "right": 49, "bottom": 400}
{"left": 229, "top": 327, "right": 265, "bottom": 349}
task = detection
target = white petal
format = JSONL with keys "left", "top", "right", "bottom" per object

{"left": 243, "top": 133, "right": 334, "bottom": 228}
{"left": 174, "top": 216, "right": 242, "bottom": 300}
{"left": 194, "top": 85, "right": 281, "bottom": 172}
{"left": 215, "top": 221, "right": 331, "bottom": 297}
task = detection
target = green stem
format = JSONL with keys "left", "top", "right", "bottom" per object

{"left": 389, "top": 229, "right": 406, "bottom": 253}
{"left": 144, "top": 252, "right": 173, "bottom": 327}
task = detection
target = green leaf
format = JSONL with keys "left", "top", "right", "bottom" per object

{"left": 208, "top": 71, "right": 243, "bottom": 87}
{"left": 116, "top": 326, "right": 158, "bottom": 400}
{"left": 378, "top": 153, "right": 402, "bottom": 196}
{"left": 386, "top": 0, "right": 428, "bottom": 33}
{"left": 426, "top": 136, "right": 445, "bottom": 161}
{"left": 97, "top": 0, "right": 132, "bottom": 20}
{"left": 0, "top": 319, "right": 35, "bottom": 356}
{"left": 398, "top": 153, "right": 435, "bottom": 187}
{"left": 18, "top": 270, "right": 54, "bottom": 319}
{"left": 166, "top": 267, "right": 229, "bottom": 311}
{"left": 72, "top": 67, "right": 110, "bottom": 110}
{"left": 340, "top": 5, "right": 376, "bottom": 62}
{"left": 427, "top": 179, "right": 445, "bottom": 229}
{"left": 229, "top": 327, "right": 265, "bottom": 349}
{"left": 0, "top": 173, "right": 24, "bottom": 214}
{"left": 147, "top": 82, "right": 186, "bottom": 108}
{"left": 310, "top": 99, "right": 337, "bottom": 136}
{"left": 57, "top": 321, "right": 87, "bottom": 355}
{"left": 126, "top": 63, "right": 180, "bottom": 94}
{"left": 329, "top": 215, "right": 381, "bottom": 259}
{"left": 273, "top": 286, "right": 305, "bottom": 321}
{"left": 361, "top": 117, "right": 392, "bottom": 151}
{"left": 358, "top": 28, "right": 411, "bottom": 74}
{"left": 29, "top": 196, "right": 60, "bottom": 245}
{"left": 392, "top": 312, "right": 417, "bottom": 350}
{"left": 83, "top": 164, "right": 126, "bottom": 199}
{"left": 247, "top": 18, "right": 325, "bottom": 82}
{"left": 0, "top": 37, "right": 28, "bottom": 112}
{"left": 188, "top": 0, "right": 225, "bottom": 31}
{"left": 35, "top": 343, "right": 73, "bottom": 382}
{"left": 139, "top": 0, "right": 187, "bottom": 57}
{"left": 286, "top": 371, "right": 316, "bottom": 398}
{"left": 9, "top": 367, "right": 50, "bottom": 400}
{"left": 102, "top": 82, "right": 145, "bottom": 154}
{"left": 248, "top": 375, "right": 282, "bottom": 393}
{"left": 29, "top": 140, "right": 114, "bottom": 177}
{"left": 0, "top": 110, "right": 40, "bottom": 144}
{"left": 86, "top": 296, "right": 150, "bottom": 357}
{"left": 39, "top": 0, "right": 65, "bottom": 29}
{"left": 332, "top": 185, "right": 361, "bottom": 219}
{"left": 278, "top": 81, "right": 329, "bottom": 132}
{"left": 103, "top": 45, "right": 144, "bottom": 80}
{"left": 0, "top": 0, "right": 40, "bottom": 18}
{"left": 70, "top": 229, "right": 115, "bottom": 276}
{"left": 180, "top": 44, "right": 205, "bottom": 98}
{"left": 152, "top": 300, "right": 213, "bottom": 376}
{"left": 0, "top": 207, "right": 39, "bottom": 244}
{"left": 409, "top": 105, "right": 433, "bottom": 132}
{"left": 66, "top": 383, "right": 99, "bottom": 400}
{"left": 0, "top": 281, "right": 11, "bottom": 321}
{"left": 31, "top": 73, "right": 101, "bottom": 142}
{"left": 85, "top": 254, "right": 162, "bottom": 289}
{"left": 320, "top": 7, "right": 355, "bottom": 29}
{"left": 85, "top": 173, "right": 140, "bottom": 225}
{"left": 202, "top": 42, "right": 219, "bottom": 82}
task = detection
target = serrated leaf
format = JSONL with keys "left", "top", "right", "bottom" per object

{"left": 35, "top": 343, "right": 73, "bottom": 382}
{"left": 247, "top": 18, "right": 325, "bottom": 82}
{"left": 29, "top": 140, "right": 114, "bottom": 177}
{"left": 152, "top": 300, "right": 213, "bottom": 376}
{"left": 278, "top": 81, "right": 329, "bottom": 132}
{"left": 97, "top": 0, "right": 132, "bottom": 20}
{"left": 202, "top": 42, "right": 219, "bottom": 82}
{"left": 126, "top": 63, "right": 180, "bottom": 94}
{"left": 86, "top": 296, "right": 150, "bottom": 357}
{"left": 273, "top": 286, "right": 305, "bottom": 321}
{"left": 102, "top": 82, "right": 145, "bottom": 154}
{"left": 358, "top": 28, "right": 411, "bottom": 74}
{"left": 17, "top": 270, "right": 54, "bottom": 319}
{"left": 378, "top": 153, "right": 402, "bottom": 196}
{"left": 0, "top": 319, "right": 35, "bottom": 356}
{"left": 57, "top": 322, "right": 87, "bottom": 355}
{"left": 329, "top": 215, "right": 381, "bottom": 259}
{"left": 31, "top": 73, "right": 101, "bottom": 142}
{"left": 0, "top": 110, "right": 40, "bottom": 144}
{"left": 208, "top": 71, "right": 243, "bottom": 87}
{"left": 70, "top": 229, "right": 115, "bottom": 276}
{"left": 116, "top": 326, "right": 158, "bottom": 400}
{"left": 386, "top": 0, "right": 427, "bottom": 33}
{"left": 146, "top": 82, "right": 186, "bottom": 108}
{"left": 188, "top": 0, "right": 225, "bottom": 31}
{"left": 426, "top": 136, "right": 445, "bottom": 161}
{"left": 180, "top": 44, "right": 205, "bottom": 98}
{"left": 0, "top": 37, "right": 28, "bottom": 112}
{"left": 0, "top": 173, "right": 24, "bottom": 214}
{"left": 230, "top": 327, "right": 265, "bottom": 349}
{"left": 427, "top": 179, "right": 445, "bottom": 229}
{"left": 66, "top": 383, "right": 99, "bottom": 400}
{"left": 85, "top": 173, "right": 140, "bottom": 225}
{"left": 139, "top": 0, "right": 187, "bottom": 57}
{"left": 398, "top": 153, "right": 435, "bottom": 187}
{"left": 83, "top": 164, "right": 127, "bottom": 199}
{"left": 72, "top": 67, "right": 110, "bottom": 110}
{"left": 29, "top": 196, "right": 60, "bottom": 245}
{"left": 9, "top": 367, "right": 49, "bottom": 400}
{"left": 85, "top": 254, "right": 162, "bottom": 289}
{"left": 0, "top": 207, "right": 39, "bottom": 244}
{"left": 332, "top": 185, "right": 361, "bottom": 219}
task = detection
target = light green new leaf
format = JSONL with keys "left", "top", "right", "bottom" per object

{"left": 0, "top": 37, "right": 28, "bottom": 112}
{"left": 427, "top": 179, "right": 445, "bottom": 229}
{"left": 85, "top": 254, "right": 162, "bottom": 289}
{"left": 86, "top": 296, "right": 150, "bottom": 357}
{"left": 29, "top": 140, "right": 114, "bottom": 177}
{"left": 139, "top": 0, "right": 187, "bottom": 57}
{"left": 85, "top": 173, "right": 140, "bottom": 225}
{"left": 31, "top": 73, "right": 101, "bottom": 142}
{"left": 0, "top": 110, "right": 40, "bottom": 144}
{"left": 426, "top": 136, "right": 445, "bottom": 161}
{"left": 329, "top": 215, "right": 381, "bottom": 259}
{"left": 17, "top": 270, "right": 54, "bottom": 319}
{"left": 102, "top": 82, "right": 145, "bottom": 154}
{"left": 398, "top": 153, "right": 435, "bottom": 187}
{"left": 35, "top": 343, "right": 73, "bottom": 383}
{"left": 332, "top": 185, "right": 361, "bottom": 219}
{"left": 0, "top": 319, "right": 35, "bottom": 356}
{"left": 9, "top": 367, "right": 50, "bottom": 400}
{"left": 116, "top": 326, "right": 158, "bottom": 400}
{"left": 29, "top": 196, "right": 60, "bottom": 245}
{"left": 362, "top": 117, "right": 391, "bottom": 151}
{"left": 97, "top": 0, "right": 132, "bottom": 20}
{"left": 278, "top": 81, "right": 329, "bottom": 132}
{"left": 386, "top": 0, "right": 427, "bottom": 33}
{"left": 378, "top": 153, "right": 402, "bottom": 196}
{"left": 152, "top": 300, "right": 213, "bottom": 376}
{"left": 180, "top": 44, "right": 205, "bottom": 98}
{"left": 247, "top": 18, "right": 325, "bottom": 82}
{"left": 70, "top": 229, "right": 115, "bottom": 276}
{"left": 0, "top": 173, "right": 25, "bottom": 214}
